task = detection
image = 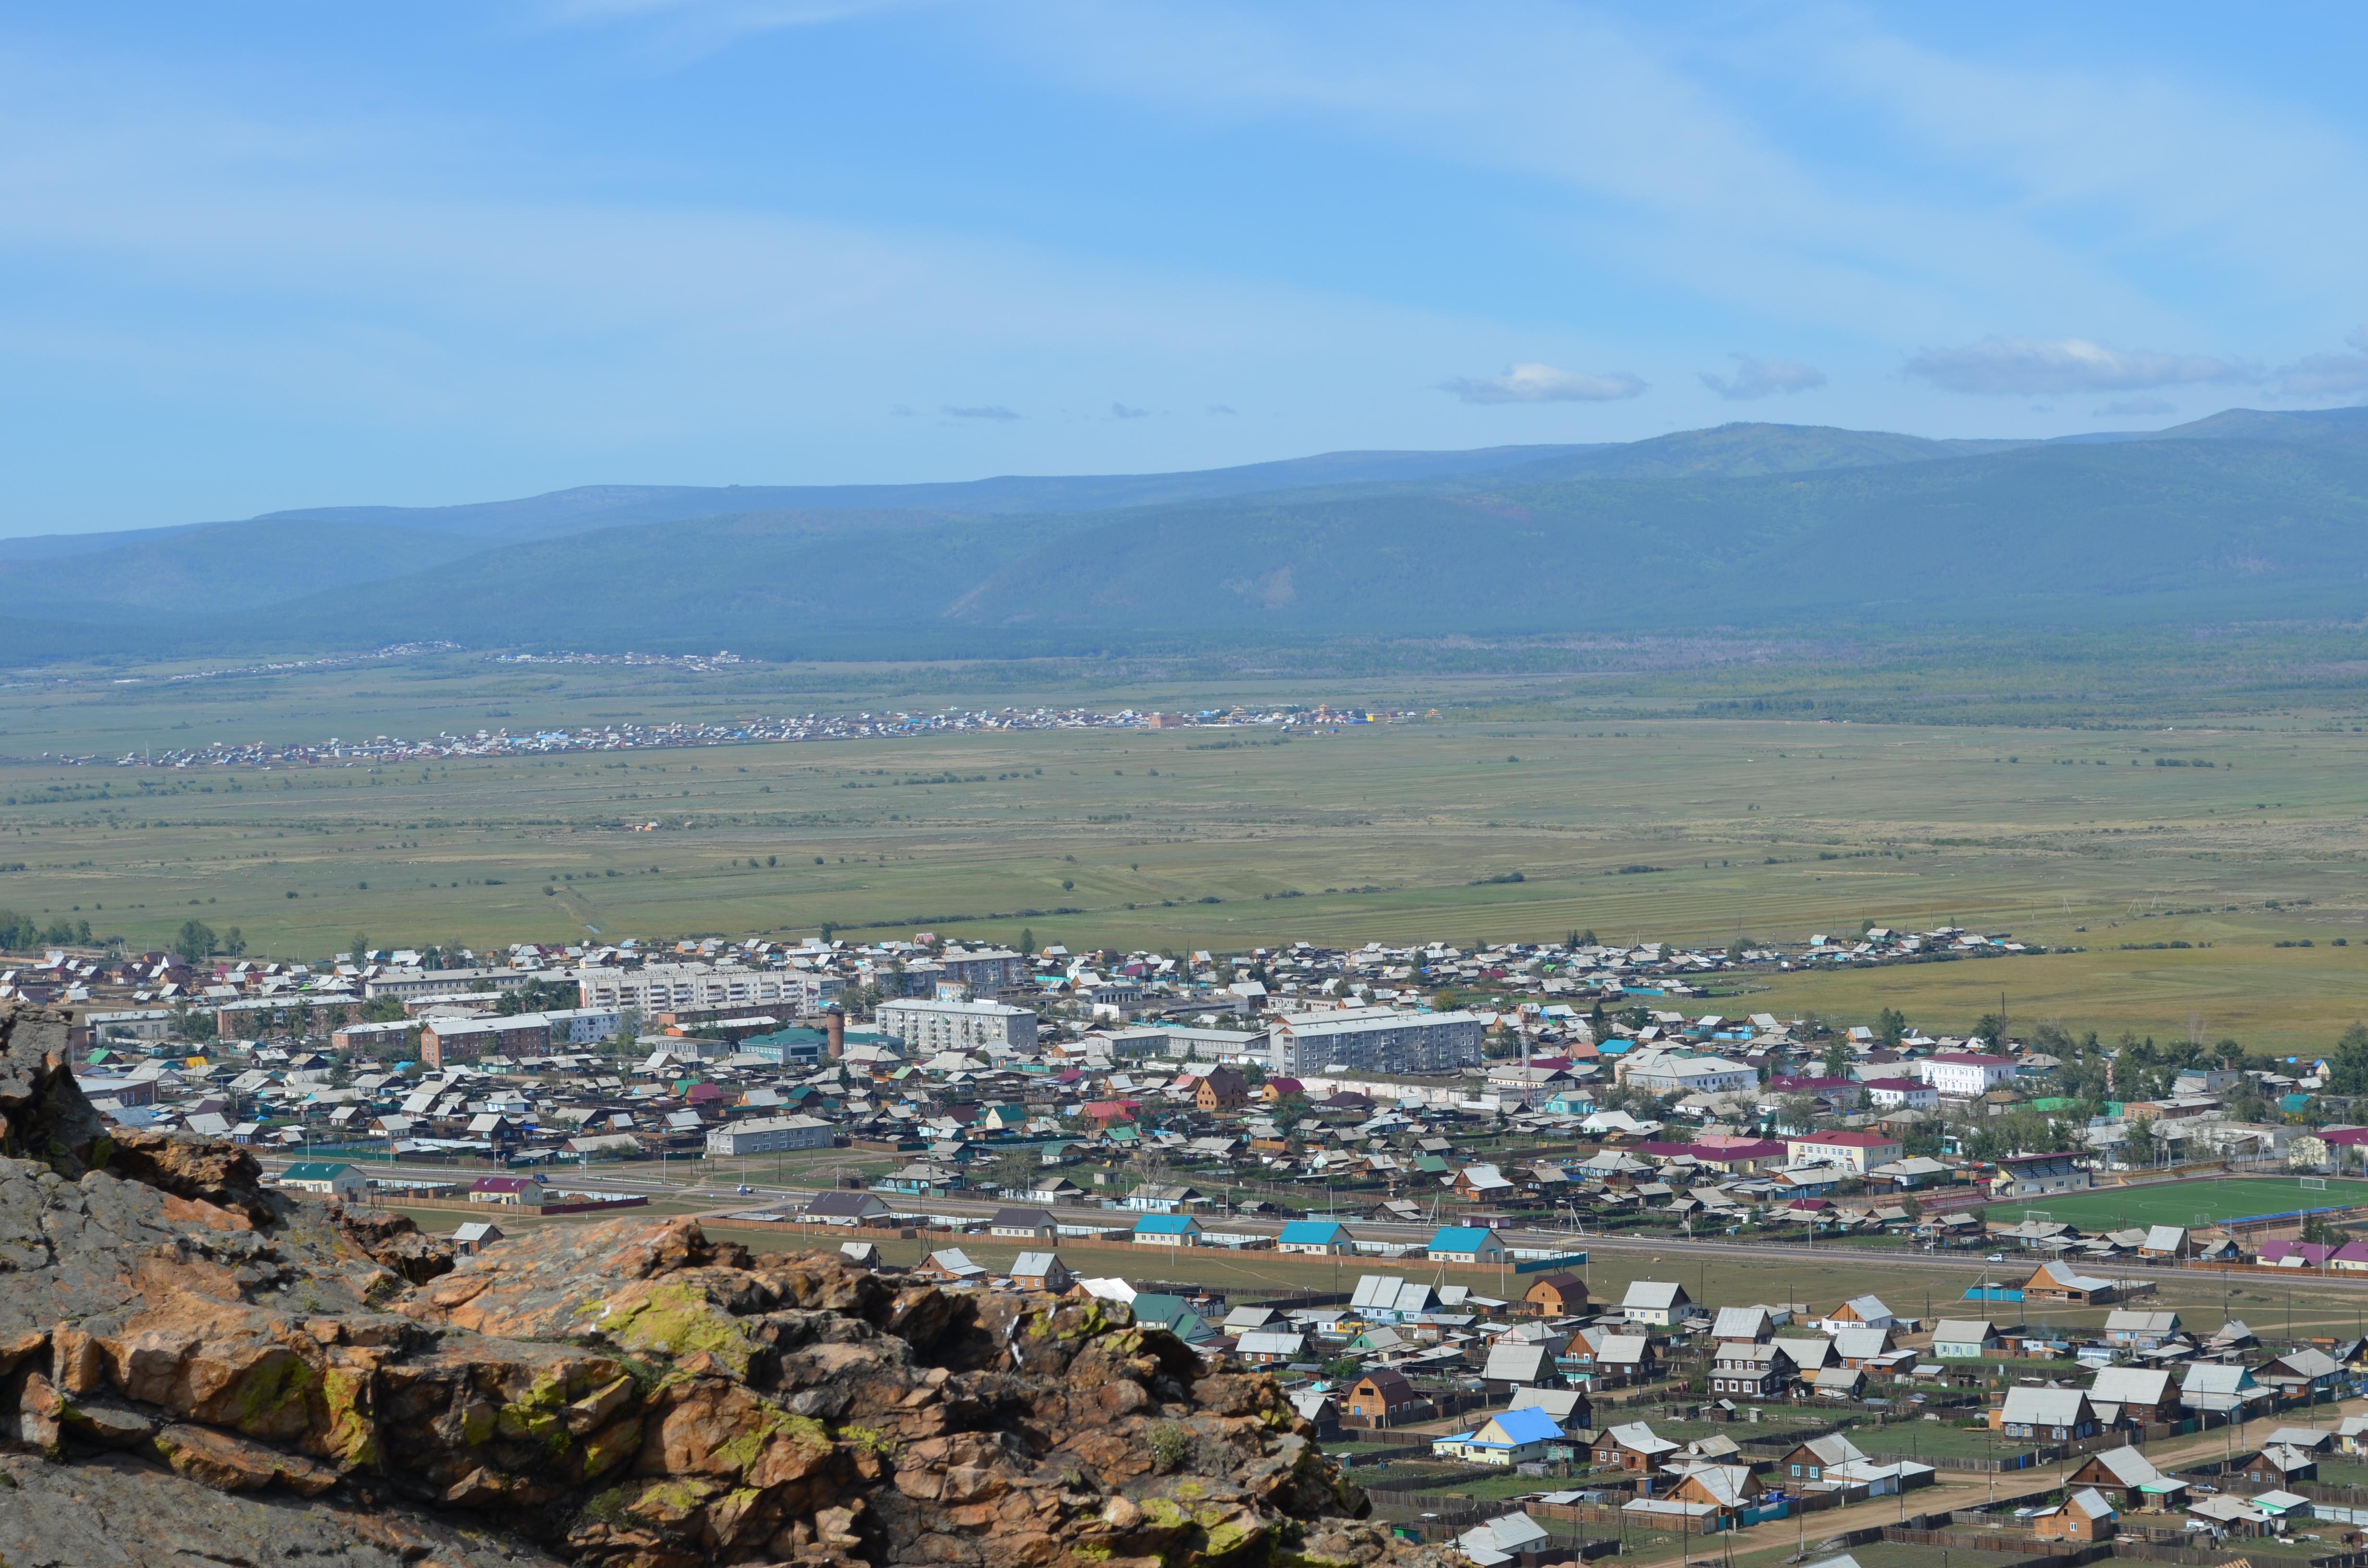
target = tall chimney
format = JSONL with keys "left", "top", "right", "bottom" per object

{"left": 825, "top": 1005, "right": 846, "bottom": 1060}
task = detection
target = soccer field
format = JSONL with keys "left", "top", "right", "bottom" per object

{"left": 1980, "top": 1176, "right": 2368, "bottom": 1231}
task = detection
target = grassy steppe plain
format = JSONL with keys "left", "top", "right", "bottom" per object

{"left": 5, "top": 654, "right": 2368, "bottom": 1049}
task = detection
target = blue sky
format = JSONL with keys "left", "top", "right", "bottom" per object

{"left": 5, "top": 1, "right": 2368, "bottom": 534}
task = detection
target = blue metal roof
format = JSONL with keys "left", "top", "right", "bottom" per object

{"left": 1479, "top": 1406, "right": 1565, "bottom": 1445}
{"left": 1133, "top": 1213, "right": 1199, "bottom": 1233}
{"left": 1429, "top": 1225, "right": 1498, "bottom": 1250}
{"left": 1278, "top": 1220, "right": 1347, "bottom": 1243}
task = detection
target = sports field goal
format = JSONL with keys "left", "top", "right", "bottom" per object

{"left": 2303, "top": 1176, "right": 2330, "bottom": 1191}
{"left": 2024, "top": 1210, "right": 2052, "bottom": 1224}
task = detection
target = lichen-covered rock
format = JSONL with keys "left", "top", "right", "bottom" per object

{"left": 0, "top": 1002, "right": 1455, "bottom": 1568}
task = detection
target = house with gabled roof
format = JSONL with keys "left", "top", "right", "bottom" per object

{"left": 988, "top": 1206, "right": 1059, "bottom": 1240}
{"left": 1818, "top": 1295, "right": 1894, "bottom": 1333}
{"left": 1431, "top": 1406, "right": 1566, "bottom": 1467}
{"left": 2023, "top": 1260, "right": 2117, "bottom": 1304}
{"left": 1931, "top": 1319, "right": 1998, "bottom": 1359}
{"left": 1344, "top": 1368, "right": 1426, "bottom": 1426}
{"left": 1427, "top": 1225, "right": 1505, "bottom": 1263}
{"left": 1276, "top": 1219, "right": 1357, "bottom": 1254}
{"left": 2066, "top": 1445, "right": 2185, "bottom": 1510}
{"left": 1712, "top": 1305, "right": 1773, "bottom": 1343}
{"left": 1130, "top": 1213, "right": 1202, "bottom": 1247}
{"left": 1522, "top": 1272, "right": 1588, "bottom": 1316}
{"left": 1233, "top": 1330, "right": 1307, "bottom": 1366}
{"left": 1993, "top": 1386, "right": 2098, "bottom": 1442}
{"left": 1456, "top": 1512, "right": 1554, "bottom": 1568}
{"left": 1620, "top": 1280, "right": 1691, "bottom": 1326}
{"left": 2033, "top": 1488, "right": 2117, "bottom": 1542}
{"left": 1009, "top": 1251, "right": 1071, "bottom": 1292}
{"left": 1592, "top": 1420, "right": 1678, "bottom": 1471}
{"left": 276, "top": 1161, "right": 367, "bottom": 1200}
{"left": 2104, "top": 1309, "right": 2181, "bottom": 1347}
{"left": 2089, "top": 1365, "right": 2180, "bottom": 1426}
{"left": 913, "top": 1248, "right": 987, "bottom": 1283}
{"left": 803, "top": 1189, "right": 891, "bottom": 1225}
{"left": 1774, "top": 1433, "right": 1867, "bottom": 1486}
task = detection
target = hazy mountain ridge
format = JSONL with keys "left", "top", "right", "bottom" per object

{"left": 6, "top": 408, "right": 2368, "bottom": 662}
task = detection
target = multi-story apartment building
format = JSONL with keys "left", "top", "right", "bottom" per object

{"left": 1267, "top": 1007, "right": 1484, "bottom": 1076}
{"left": 364, "top": 966, "right": 542, "bottom": 1001}
{"left": 875, "top": 997, "right": 1039, "bottom": 1051}
{"left": 571, "top": 963, "right": 797, "bottom": 1014}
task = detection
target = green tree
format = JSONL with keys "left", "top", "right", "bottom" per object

{"left": 1875, "top": 1007, "right": 1908, "bottom": 1047}
{"left": 173, "top": 919, "right": 217, "bottom": 963}
{"left": 989, "top": 1149, "right": 1039, "bottom": 1196}
{"left": 2123, "top": 1116, "right": 2157, "bottom": 1168}
{"left": 1820, "top": 1039, "right": 1850, "bottom": 1076}
{"left": 350, "top": 932, "right": 370, "bottom": 966}
{"left": 1019, "top": 927, "right": 1036, "bottom": 956}
{"left": 361, "top": 994, "right": 408, "bottom": 1023}
{"left": 2330, "top": 1024, "right": 2368, "bottom": 1096}
{"left": 222, "top": 927, "right": 247, "bottom": 956}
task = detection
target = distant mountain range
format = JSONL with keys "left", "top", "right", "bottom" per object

{"left": 8, "top": 405, "right": 2368, "bottom": 662}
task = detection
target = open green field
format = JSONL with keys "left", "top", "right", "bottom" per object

{"left": 8, "top": 646, "right": 2368, "bottom": 1048}
{"left": 1980, "top": 1176, "right": 2368, "bottom": 1230}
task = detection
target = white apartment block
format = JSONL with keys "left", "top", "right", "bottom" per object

{"left": 705, "top": 1115, "right": 836, "bottom": 1156}
{"left": 1917, "top": 1053, "right": 2019, "bottom": 1098}
{"left": 876, "top": 997, "right": 1039, "bottom": 1051}
{"left": 1616, "top": 1050, "right": 1756, "bottom": 1095}
{"left": 572, "top": 963, "right": 796, "bottom": 1014}
{"left": 1268, "top": 1007, "right": 1485, "bottom": 1076}
{"left": 364, "top": 966, "right": 542, "bottom": 1000}
{"left": 936, "top": 947, "right": 1027, "bottom": 990}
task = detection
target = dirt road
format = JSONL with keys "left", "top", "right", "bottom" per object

{"left": 1614, "top": 1400, "right": 2362, "bottom": 1568}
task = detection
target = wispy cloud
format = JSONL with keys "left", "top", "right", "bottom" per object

{"left": 2277, "top": 328, "right": 2368, "bottom": 400}
{"left": 2095, "top": 396, "right": 2177, "bottom": 416}
{"left": 539, "top": 0, "right": 933, "bottom": 59}
{"left": 1205, "top": 403, "right": 1237, "bottom": 415}
{"left": 1110, "top": 401, "right": 1149, "bottom": 418}
{"left": 943, "top": 404, "right": 1019, "bottom": 420}
{"left": 1904, "top": 336, "right": 2253, "bottom": 395}
{"left": 1439, "top": 362, "right": 1646, "bottom": 404}
{"left": 1699, "top": 353, "right": 1825, "bottom": 401}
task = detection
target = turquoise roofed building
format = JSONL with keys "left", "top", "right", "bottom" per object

{"left": 1431, "top": 1405, "right": 1566, "bottom": 1465}
{"left": 1426, "top": 1225, "right": 1506, "bottom": 1263}
{"left": 1277, "top": 1219, "right": 1357, "bottom": 1254}
{"left": 1132, "top": 1213, "right": 1203, "bottom": 1248}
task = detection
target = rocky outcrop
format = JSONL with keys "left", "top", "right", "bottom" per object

{"left": 338, "top": 1204, "right": 460, "bottom": 1282}
{"left": 0, "top": 1003, "right": 1453, "bottom": 1568}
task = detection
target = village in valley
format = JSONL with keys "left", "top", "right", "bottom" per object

{"left": 26, "top": 917, "right": 2368, "bottom": 1568}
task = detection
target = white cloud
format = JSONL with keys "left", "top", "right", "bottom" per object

{"left": 2277, "top": 328, "right": 2368, "bottom": 399}
{"left": 1904, "top": 336, "right": 2253, "bottom": 395}
{"left": 943, "top": 404, "right": 1020, "bottom": 420}
{"left": 1699, "top": 353, "right": 1825, "bottom": 401}
{"left": 1439, "top": 363, "right": 1646, "bottom": 404}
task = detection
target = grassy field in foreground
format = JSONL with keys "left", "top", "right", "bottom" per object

{"left": 1979, "top": 1176, "right": 2368, "bottom": 1230}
